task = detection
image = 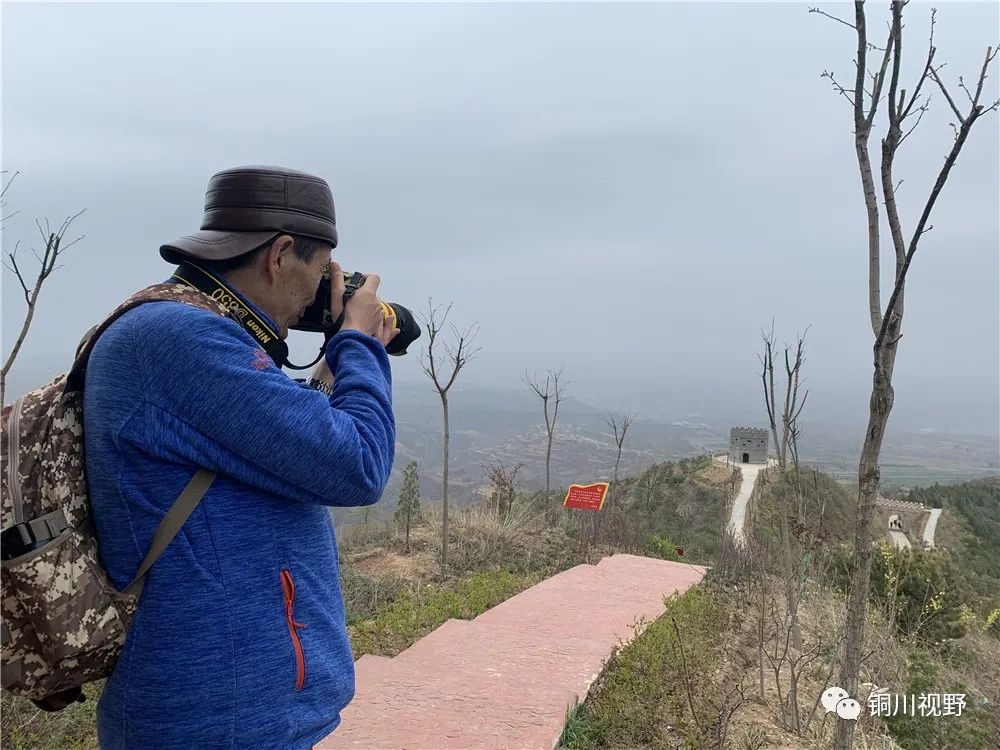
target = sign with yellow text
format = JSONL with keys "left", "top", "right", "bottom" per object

{"left": 563, "top": 482, "right": 609, "bottom": 511}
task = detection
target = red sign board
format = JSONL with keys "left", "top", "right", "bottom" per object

{"left": 563, "top": 482, "right": 609, "bottom": 511}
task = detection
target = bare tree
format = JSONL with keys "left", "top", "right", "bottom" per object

{"left": 419, "top": 299, "right": 481, "bottom": 577}
{"left": 524, "top": 368, "right": 567, "bottom": 502}
{"left": 1, "top": 172, "right": 85, "bottom": 407}
{"left": 600, "top": 410, "right": 635, "bottom": 548}
{"left": 675, "top": 496, "right": 698, "bottom": 546}
{"left": 759, "top": 323, "right": 809, "bottom": 470}
{"left": 638, "top": 462, "right": 664, "bottom": 518}
{"left": 759, "top": 325, "right": 810, "bottom": 650}
{"left": 605, "top": 410, "right": 635, "bottom": 510}
{"left": 812, "top": 3, "right": 998, "bottom": 748}
{"left": 482, "top": 459, "right": 524, "bottom": 523}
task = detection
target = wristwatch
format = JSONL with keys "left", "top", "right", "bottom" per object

{"left": 306, "top": 377, "right": 333, "bottom": 396}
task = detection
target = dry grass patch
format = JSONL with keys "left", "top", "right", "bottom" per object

{"left": 694, "top": 460, "right": 739, "bottom": 490}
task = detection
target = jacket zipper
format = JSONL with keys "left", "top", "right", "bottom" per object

{"left": 280, "top": 569, "right": 307, "bottom": 690}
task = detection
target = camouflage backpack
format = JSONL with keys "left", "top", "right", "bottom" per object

{"left": 1, "top": 282, "right": 228, "bottom": 710}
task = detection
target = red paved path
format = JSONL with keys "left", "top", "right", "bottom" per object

{"left": 316, "top": 554, "right": 706, "bottom": 750}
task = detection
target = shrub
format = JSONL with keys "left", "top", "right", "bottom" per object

{"left": 646, "top": 534, "right": 681, "bottom": 561}
{"left": 828, "top": 543, "right": 973, "bottom": 645}
{"left": 340, "top": 566, "right": 411, "bottom": 625}
{"left": 884, "top": 650, "right": 993, "bottom": 749}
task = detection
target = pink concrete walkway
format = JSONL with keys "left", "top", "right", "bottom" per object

{"left": 316, "top": 554, "right": 706, "bottom": 750}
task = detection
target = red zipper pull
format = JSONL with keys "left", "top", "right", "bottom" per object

{"left": 281, "top": 568, "right": 308, "bottom": 690}
{"left": 281, "top": 570, "right": 308, "bottom": 628}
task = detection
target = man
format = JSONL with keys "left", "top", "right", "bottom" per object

{"left": 83, "top": 166, "right": 397, "bottom": 748}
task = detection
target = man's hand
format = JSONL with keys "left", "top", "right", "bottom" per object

{"left": 328, "top": 261, "right": 346, "bottom": 324}
{"left": 338, "top": 271, "right": 400, "bottom": 348}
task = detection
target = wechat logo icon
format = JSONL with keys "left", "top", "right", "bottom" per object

{"left": 821, "top": 686, "right": 862, "bottom": 720}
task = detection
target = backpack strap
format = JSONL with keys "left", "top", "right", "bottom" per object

{"left": 6, "top": 396, "right": 27, "bottom": 525}
{"left": 68, "top": 283, "right": 230, "bottom": 597}
{"left": 121, "top": 468, "right": 216, "bottom": 599}
{"left": 67, "top": 283, "right": 229, "bottom": 393}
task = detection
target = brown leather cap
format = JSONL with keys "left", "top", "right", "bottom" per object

{"left": 160, "top": 166, "right": 338, "bottom": 264}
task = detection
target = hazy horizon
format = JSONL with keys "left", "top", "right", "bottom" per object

{"left": 3, "top": 2, "right": 998, "bottom": 441}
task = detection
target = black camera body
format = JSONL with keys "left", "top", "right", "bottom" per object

{"left": 293, "top": 271, "right": 420, "bottom": 356}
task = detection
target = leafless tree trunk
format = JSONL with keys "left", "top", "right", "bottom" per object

{"left": 760, "top": 323, "right": 783, "bottom": 468}
{"left": 757, "top": 573, "right": 767, "bottom": 700}
{"left": 813, "top": 4, "right": 998, "bottom": 747}
{"left": 603, "top": 411, "right": 635, "bottom": 546}
{"left": 675, "top": 497, "right": 698, "bottom": 546}
{"left": 639, "top": 463, "right": 663, "bottom": 518}
{"left": 482, "top": 459, "right": 523, "bottom": 522}
{"left": 605, "top": 410, "right": 635, "bottom": 510}
{"left": 761, "top": 326, "right": 810, "bottom": 650}
{"left": 420, "top": 300, "right": 481, "bottom": 577}
{"left": 524, "top": 368, "right": 567, "bottom": 502}
{"left": 759, "top": 323, "right": 809, "bottom": 470}
{"left": 1, "top": 172, "right": 85, "bottom": 407}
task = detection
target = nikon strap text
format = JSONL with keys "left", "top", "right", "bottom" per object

{"left": 170, "top": 262, "right": 291, "bottom": 367}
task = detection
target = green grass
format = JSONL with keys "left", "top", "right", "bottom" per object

{"left": 349, "top": 569, "right": 541, "bottom": 658}
{"left": 1, "top": 681, "right": 102, "bottom": 750}
{"left": 559, "top": 702, "right": 591, "bottom": 747}
{"left": 560, "top": 587, "right": 723, "bottom": 749}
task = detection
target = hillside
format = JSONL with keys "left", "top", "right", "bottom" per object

{"left": 908, "top": 478, "right": 1000, "bottom": 609}
{"left": 568, "top": 473, "right": 1000, "bottom": 750}
{"left": 5, "top": 458, "right": 998, "bottom": 750}
{"left": 752, "top": 465, "right": 857, "bottom": 550}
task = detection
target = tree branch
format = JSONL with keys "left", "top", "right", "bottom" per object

{"left": 820, "top": 70, "right": 856, "bottom": 106}
{"left": 808, "top": 7, "right": 857, "bottom": 31}
{"left": 0, "top": 170, "right": 21, "bottom": 226}
{"left": 6, "top": 243, "right": 30, "bottom": 303}
{"left": 971, "top": 46, "right": 999, "bottom": 109}
{"left": 930, "top": 65, "right": 964, "bottom": 120}
{"left": 2, "top": 207, "right": 86, "bottom": 401}
{"left": 0, "top": 170, "right": 18, "bottom": 203}
{"left": 900, "top": 7, "right": 936, "bottom": 121}
{"left": 671, "top": 616, "right": 706, "bottom": 741}
{"left": 898, "top": 98, "right": 930, "bottom": 147}
{"left": 866, "top": 17, "right": 897, "bottom": 127}
{"left": 881, "top": 53, "right": 999, "bottom": 346}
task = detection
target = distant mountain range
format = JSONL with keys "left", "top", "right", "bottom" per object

{"left": 6, "top": 365, "right": 996, "bottom": 519}
{"left": 384, "top": 380, "right": 998, "bottom": 507}
{"left": 389, "top": 379, "right": 723, "bottom": 500}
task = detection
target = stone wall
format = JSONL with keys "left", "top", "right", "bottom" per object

{"left": 729, "top": 426, "right": 769, "bottom": 464}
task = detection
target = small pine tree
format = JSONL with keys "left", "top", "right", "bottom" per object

{"left": 394, "top": 460, "right": 422, "bottom": 553}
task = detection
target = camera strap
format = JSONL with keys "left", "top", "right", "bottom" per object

{"left": 170, "top": 262, "right": 291, "bottom": 368}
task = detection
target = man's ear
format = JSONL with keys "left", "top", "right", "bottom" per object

{"left": 263, "top": 235, "right": 295, "bottom": 283}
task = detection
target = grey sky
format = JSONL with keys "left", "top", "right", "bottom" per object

{"left": 3, "top": 2, "right": 998, "bottom": 435}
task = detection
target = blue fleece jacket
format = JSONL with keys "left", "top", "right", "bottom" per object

{"left": 83, "top": 279, "right": 394, "bottom": 749}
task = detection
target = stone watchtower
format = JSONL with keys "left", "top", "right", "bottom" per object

{"left": 729, "top": 427, "right": 769, "bottom": 464}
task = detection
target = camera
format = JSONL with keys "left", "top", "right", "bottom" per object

{"left": 292, "top": 270, "right": 421, "bottom": 356}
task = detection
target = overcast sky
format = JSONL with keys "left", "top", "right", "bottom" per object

{"left": 2, "top": 2, "right": 998, "bottom": 435}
